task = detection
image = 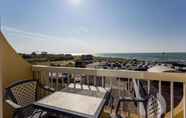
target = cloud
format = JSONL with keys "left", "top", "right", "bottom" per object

{"left": 79, "top": 27, "right": 89, "bottom": 33}
{"left": 66, "top": 26, "right": 89, "bottom": 36}
{"left": 1, "top": 25, "right": 95, "bottom": 53}
{"left": 2, "top": 26, "right": 64, "bottom": 41}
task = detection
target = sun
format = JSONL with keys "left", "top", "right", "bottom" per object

{"left": 69, "top": 0, "right": 81, "bottom": 6}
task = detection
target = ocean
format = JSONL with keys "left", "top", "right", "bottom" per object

{"left": 95, "top": 53, "right": 186, "bottom": 62}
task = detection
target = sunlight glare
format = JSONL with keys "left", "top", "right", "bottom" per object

{"left": 69, "top": 0, "right": 81, "bottom": 6}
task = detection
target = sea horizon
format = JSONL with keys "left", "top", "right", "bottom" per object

{"left": 20, "top": 52, "right": 186, "bottom": 62}
{"left": 94, "top": 52, "right": 186, "bottom": 62}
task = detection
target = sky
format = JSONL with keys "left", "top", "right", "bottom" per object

{"left": 1, "top": 0, "right": 186, "bottom": 54}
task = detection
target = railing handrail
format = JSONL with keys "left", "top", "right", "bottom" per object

{"left": 32, "top": 65, "right": 186, "bottom": 82}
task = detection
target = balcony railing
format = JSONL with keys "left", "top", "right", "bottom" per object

{"left": 32, "top": 65, "right": 186, "bottom": 118}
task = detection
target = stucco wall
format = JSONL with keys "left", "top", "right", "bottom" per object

{"left": 0, "top": 31, "right": 33, "bottom": 118}
{"left": 0, "top": 34, "right": 3, "bottom": 118}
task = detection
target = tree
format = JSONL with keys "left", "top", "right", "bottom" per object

{"left": 31, "top": 51, "right": 37, "bottom": 56}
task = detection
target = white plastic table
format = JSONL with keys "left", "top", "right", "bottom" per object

{"left": 34, "top": 86, "right": 109, "bottom": 118}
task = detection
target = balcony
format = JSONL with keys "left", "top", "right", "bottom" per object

{"left": 31, "top": 65, "right": 186, "bottom": 118}
{"left": 1, "top": 31, "right": 186, "bottom": 118}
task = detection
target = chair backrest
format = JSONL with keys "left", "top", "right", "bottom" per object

{"left": 146, "top": 93, "right": 166, "bottom": 118}
{"left": 6, "top": 80, "right": 38, "bottom": 106}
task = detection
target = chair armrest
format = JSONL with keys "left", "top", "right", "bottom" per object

{"left": 5, "top": 99, "right": 22, "bottom": 109}
{"left": 115, "top": 96, "right": 147, "bottom": 115}
{"left": 39, "top": 84, "right": 55, "bottom": 93}
{"left": 119, "top": 96, "right": 146, "bottom": 102}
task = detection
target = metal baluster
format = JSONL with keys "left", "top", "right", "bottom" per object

{"left": 40, "top": 71, "right": 45, "bottom": 96}
{"left": 170, "top": 82, "right": 174, "bottom": 118}
{"left": 35, "top": 71, "right": 38, "bottom": 81}
{"left": 127, "top": 78, "right": 130, "bottom": 91}
{"left": 110, "top": 77, "right": 112, "bottom": 88}
{"left": 37, "top": 71, "right": 40, "bottom": 81}
{"left": 67, "top": 73, "right": 70, "bottom": 87}
{"left": 39, "top": 71, "right": 43, "bottom": 98}
{"left": 38, "top": 71, "right": 42, "bottom": 98}
{"left": 33, "top": 71, "right": 36, "bottom": 80}
{"left": 159, "top": 80, "right": 162, "bottom": 94}
{"left": 81, "top": 74, "right": 83, "bottom": 89}
{"left": 94, "top": 76, "right": 96, "bottom": 87}
{"left": 45, "top": 71, "right": 50, "bottom": 95}
{"left": 56, "top": 72, "right": 59, "bottom": 90}
{"left": 102, "top": 76, "right": 104, "bottom": 88}
{"left": 50, "top": 72, "right": 53, "bottom": 89}
{"left": 73, "top": 74, "right": 76, "bottom": 88}
{"left": 129, "top": 78, "right": 132, "bottom": 92}
{"left": 136, "top": 79, "right": 140, "bottom": 117}
{"left": 119, "top": 78, "right": 121, "bottom": 97}
{"left": 87, "top": 75, "right": 90, "bottom": 87}
{"left": 52, "top": 72, "right": 55, "bottom": 89}
{"left": 123, "top": 78, "right": 126, "bottom": 91}
{"left": 61, "top": 73, "right": 63, "bottom": 89}
{"left": 147, "top": 80, "right": 150, "bottom": 94}
{"left": 48, "top": 72, "right": 51, "bottom": 88}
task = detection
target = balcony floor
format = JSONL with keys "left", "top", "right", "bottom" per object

{"left": 104, "top": 107, "right": 139, "bottom": 118}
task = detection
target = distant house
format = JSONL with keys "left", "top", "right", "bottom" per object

{"left": 75, "top": 60, "right": 87, "bottom": 68}
{"left": 81, "top": 55, "right": 94, "bottom": 63}
{"left": 31, "top": 51, "right": 37, "bottom": 57}
{"left": 41, "top": 51, "right": 48, "bottom": 55}
{"left": 81, "top": 55, "right": 93, "bottom": 60}
{"left": 75, "top": 55, "right": 94, "bottom": 68}
{"left": 64, "top": 54, "right": 73, "bottom": 60}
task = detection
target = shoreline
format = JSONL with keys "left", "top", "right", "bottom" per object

{"left": 19, "top": 53, "right": 186, "bottom": 72}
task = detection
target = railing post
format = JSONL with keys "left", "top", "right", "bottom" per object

{"left": 147, "top": 80, "right": 150, "bottom": 94}
{"left": 45, "top": 71, "right": 49, "bottom": 88}
{"left": 40, "top": 71, "right": 45, "bottom": 97}
{"left": 73, "top": 74, "right": 76, "bottom": 88}
{"left": 123, "top": 78, "right": 126, "bottom": 91}
{"left": 94, "top": 76, "right": 96, "bottom": 87}
{"left": 184, "top": 82, "right": 186, "bottom": 118}
{"left": 170, "top": 82, "right": 174, "bottom": 118}
{"left": 45, "top": 71, "right": 50, "bottom": 95}
{"left": 158, "top": 80, "right": 162, "bottom": 94}
{"left": 102, "top": 76, "right": 104, "bottom": 87}
{"left": 50, "top": 72, "right": 54, "bottom": 89}
{"left": 61, "top": 73, "right": 64, "bottom": 88}
{"left": 67, "top": 74, "right": 70, "bottom": 86}
{"left": 87, "top": 75, "right": 90, "bottom": 87}
{"left": 110, "top": 77, "right": 112, "bottom": 88}
{"left": 127, "top": 78, "right": 130, "bottom": 91}
{"left": 118, "top": 78, "right": 121, "bottom": 97}
{"left": 38, "top": 71, "right": 42, "bottom": 98}
{"left": 56, "top": 72, "right": 59, "bottom": 90}
{"left": 80, "top": 74, "right": 83, "bottom": 89}
{"left": 48, "top": 72, "right": 51, "bottom": 88}
{"left": 37, "top": 71, "right": 40, "bottom": 81}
